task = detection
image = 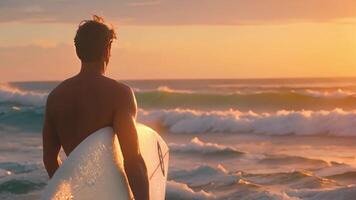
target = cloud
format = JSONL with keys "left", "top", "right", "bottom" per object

{"left": 127, "top": 1, "right": 161, "bottom": 7}
{"left": 30, "top": 40, "right": 58, "bottom": 48}
{"left": 0, "top": 0, "right": 355, "bottom": 25}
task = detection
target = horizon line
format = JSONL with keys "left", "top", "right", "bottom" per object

{"left": 6, "top": 76, "right": 356, "bottom": 83}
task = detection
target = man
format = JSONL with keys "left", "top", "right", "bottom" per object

{"left": 42, "top": 15, "right": 149, "bottom": 200}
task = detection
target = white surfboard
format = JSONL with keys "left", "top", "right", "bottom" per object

{"left": 42, "top": 123, "right": 169, "bottom": 200}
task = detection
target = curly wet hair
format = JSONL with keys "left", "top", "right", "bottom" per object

{"left": 74, "top": 15, "right": 117, "bottom": 62}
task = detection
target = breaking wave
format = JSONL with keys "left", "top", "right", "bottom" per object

{"left": 138, "top": 108, "right": 356, "bottom": 136}
{"left": 0, "top": 83, "right": 46, "bottom": 106}
{"left": 169, "top": 137, "right": 244, "bottom": 156}
{"left": 166, "top": 181, "right": 215, "bottom": 200}
{"left": 156, "top": 86, "right": 193, "bottom": 94}
{"left": 295, "top": 89, "right": 356, "bottom": 99}
{"left": 3, "top": 105, "right": 356, "bottom": 137}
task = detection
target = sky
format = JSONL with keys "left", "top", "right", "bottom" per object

{"left": 0, "top": 0, "right": 356, "bottom": 81}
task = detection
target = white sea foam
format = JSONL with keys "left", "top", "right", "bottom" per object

{"left": 169, "top": 137, "right": 243, "bottom": 155}
{"left": 157, "top": 86, "right": 193, "bottom": 94}
{"left": 0, "top": 83, "right": 47, "bottom": 106}
{"left": 138, "top": 108, "right": 356, "bottom": 136}
{"left": 166, "top": 180, "right": 215, "bottom": 200}
{"left": 294, "top": 89, "right": 355, "bottom": 99}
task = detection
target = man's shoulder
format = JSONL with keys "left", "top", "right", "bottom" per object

{"left": 104, "top": 78, "right": 136, "bottom": 115}
{"left": 46, "top": 77, "right": 83, "bottom": 109}
{"left": 108, "top": 79, "right": 134, "bottom": 100}
{"left": 47, "top": 78, "right": 74, "bottom": 100}
{"left": 116, "top": 81, "right": 135, "bottom": 102}
{"left": 113, "top": 81, "right": 133, "bottom": 94}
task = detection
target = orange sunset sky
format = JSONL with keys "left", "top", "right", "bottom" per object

{"left": 0, "top": 0, "right": 356, "bottom": 81}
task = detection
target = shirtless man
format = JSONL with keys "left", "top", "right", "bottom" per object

{"left": 42, "top": 16, "right": 149, "bottom": 200}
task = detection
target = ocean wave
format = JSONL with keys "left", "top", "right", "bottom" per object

{"left": 294, "top": 89, "right": 356, "bottom": 99}
{"left": 259, "top": 155, "right": 329, "bottom": 167}
{"left": 0, "top": 162, "right": 38, "bottom": 175}
{"left": 169, "top": 164, "right": 237, "bottom": 187}
{"left": 0, "top": 179, "right": 45, "bottom": 194}
{"left": 208, "top": 82, "right": 356, "bottom": 90}
{"left": 222, "top": 190, "right": 292, "bottom": 200}
{"left": 0, "top": 83, "right": 46, "bottom": 106}
{"left": 312, "top": 161, "right": 355, "bottom": 178}
{"left": 327, "top": 171, "right": 356, "bottom": 179}
{"left": 135, "top": 89, "right": 356, "bottom": 110}
{"left": 138, "top": 108, "right": 356, "bottom": 136}
{"left": 326, "top": 171, "right": 356, "bottom": 184}
{"left": 0, "top": 161, "right": 48, "bottom": 197}
{"left": 245, "top": 171, "right": 338, "bottom": 189}
{"left": 168, "top": 164, "right": 351, "bottom": 199}
{"left": 132, "top": 86, "right": 194, "bottom": 94}
{"left": 287, "top": 185, "right": 356, "bottom": 200}
{"left": 154, "top": 86, "right": 356, "bottom": 99}
{"left": 157, "top": 86, "right": 193, "bottom": 94}
{"left": 169, "top": 163, "right": 339, "bottom": 192}
{"left": 2, "top": 82, "right": 356, "bottom": 111}
{"left": 0, "top": 107, "right": 44, "bottom": 132}
{"left": 3, "top": 105, "right": 356, "bottom": 136}
{"left": 166, "top": 181, "right": 215, "bottom": 200}
{"left": 168, "top": 164, "right": 295, "bottom": 200}
{"left": 169, "top": 137, "right": 244, "bottom": 156}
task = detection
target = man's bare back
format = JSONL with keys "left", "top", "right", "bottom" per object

{"left": 45, "top": 73, "right": 129, "bottom": 155}
{"left": 43, "top": 70, "right": 149, "bottom": 200}
{"left": 42, "top": 16, "right": 149, "bottom": 200}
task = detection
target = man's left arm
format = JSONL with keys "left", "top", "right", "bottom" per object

{"left": 42, "top": 97, "right": 61, "bottom": 178}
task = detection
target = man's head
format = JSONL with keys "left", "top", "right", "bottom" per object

{"left": 74, "top": 15, "right": 116, "bottom": 66}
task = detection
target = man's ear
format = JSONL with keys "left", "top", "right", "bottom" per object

{"left": 104, "top": 44, "right": 111, "bottom": 65}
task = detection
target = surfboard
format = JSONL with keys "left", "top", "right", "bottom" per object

{"left": 41, "top": 123, "right": 169, "bottom": 200}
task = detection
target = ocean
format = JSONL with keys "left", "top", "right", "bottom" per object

{"left": 0, "top": 78, "right": 356, "bottom": 199}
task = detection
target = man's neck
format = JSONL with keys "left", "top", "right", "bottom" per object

{"left": 79, "top": 62, "right": 106, "bottom": 76}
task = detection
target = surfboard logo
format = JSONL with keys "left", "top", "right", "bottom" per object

{"left": 157, "top": 142, "right": 165, "bottom": 176}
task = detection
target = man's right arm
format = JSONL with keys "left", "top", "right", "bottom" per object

{"left": 113, "top": 86, "right": 149, "bottom": 200}
{"left": 42, "top": 94, "right": 62, "bottom": 178}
